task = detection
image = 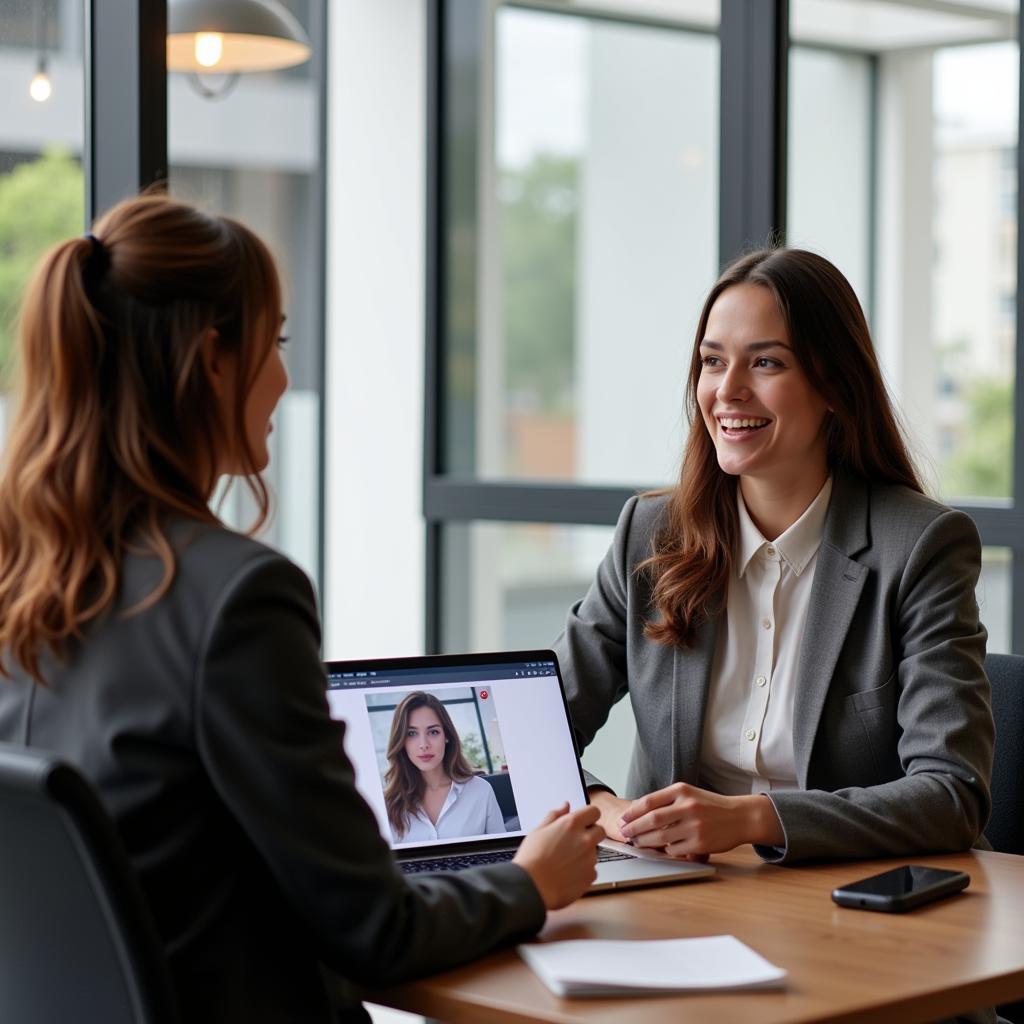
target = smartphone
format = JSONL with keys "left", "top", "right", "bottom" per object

{"left": 831, "top": 865, "right": 970, "bottom": 913}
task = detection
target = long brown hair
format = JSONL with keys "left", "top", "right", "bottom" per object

{"left": 383, "top": 691, "right": 475, "bottom": 839}
{"left": 642, "top": 248, "right": 922, "bottom": 648}
{"left": 0, "top": 192, "right": 281, "bottom": 682}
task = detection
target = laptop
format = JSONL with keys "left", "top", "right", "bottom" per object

{"left": 324, "top": 649, "right": 714, "bottom": 893}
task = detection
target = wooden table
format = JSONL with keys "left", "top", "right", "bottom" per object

{"left": 368, "top": 848, "right": 1024, "bottom": 1023}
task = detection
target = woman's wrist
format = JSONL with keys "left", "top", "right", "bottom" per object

{"left": 741, "top": 794, "right": 785, "bottom": 847}
{"left": 587, "top": 785, "right": 619, "bottom": 809}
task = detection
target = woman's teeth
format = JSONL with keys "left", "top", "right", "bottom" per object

{"left": 719, "top": 417, "right": 769, "bottom": 430}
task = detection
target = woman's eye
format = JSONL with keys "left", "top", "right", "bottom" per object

{"left": 700, "top": 355, "right": 722, "bottom": 367}
{"left": 276, "top": 334, "right": 290, "bottom": 349}
{"left": 753, "top": 357, "right": 781, "bottom": 369}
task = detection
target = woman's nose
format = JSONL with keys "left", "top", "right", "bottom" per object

{"left": 719, "top": 364, "right": 750, "bottom": 401}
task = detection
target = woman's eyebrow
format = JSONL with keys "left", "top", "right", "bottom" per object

{"left": 699, "top": 339, "right": 792, "bottom": 352}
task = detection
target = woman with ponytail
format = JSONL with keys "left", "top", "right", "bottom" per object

{"left": 555, "top": 248, "right": 994, "bottom": 866}
{"left": 0, "top": 193, "right": 601, "bottom": 1024}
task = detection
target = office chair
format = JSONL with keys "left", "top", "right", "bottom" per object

{"left": 482, "top": 771, "right": 520, "bottom": 828}
{"left": 984, "top": 653, "right": 1024, "bottom": 856}
{"left": 0, "top": 743, "right": 179, "bottom": 1024}
{"left": 983, "top": 654, "right": 1024, "bottom": 1024}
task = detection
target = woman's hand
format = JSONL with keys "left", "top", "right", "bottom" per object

{"left": 587, "top": 787, "right": 631, "bottom": 843}
{"left": 619, "top": 783, "right": 784, "bottom": 858}
{"left": 514, "top": 803, "right": 605, "bottom": 909}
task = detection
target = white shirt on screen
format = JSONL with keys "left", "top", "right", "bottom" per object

{"left": 396, "top": 774, "right": 506, "bottom": 843}
{"left": 699, "top": 477, "right": 833, "bottom": 797}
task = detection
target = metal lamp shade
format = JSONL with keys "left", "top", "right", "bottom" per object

{"left": 167, "top": 0, "right": 311, "bottom": 73}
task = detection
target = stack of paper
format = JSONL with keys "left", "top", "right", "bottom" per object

{"left": 517, "top": 935, "right": 787, "bottom": 998}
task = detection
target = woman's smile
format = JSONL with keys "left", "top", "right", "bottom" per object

{"left": 716, "top": 415, "right": 772, "bottom": 441}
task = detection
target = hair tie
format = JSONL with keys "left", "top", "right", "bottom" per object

{"left": 83, "top": 232, "right": 110, "bottom": 278}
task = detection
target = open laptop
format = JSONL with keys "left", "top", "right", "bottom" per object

{"left": 324, "top": 649, "right": 714, "bottom": 893}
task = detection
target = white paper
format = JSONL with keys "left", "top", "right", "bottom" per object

{"left": 517, "top": 935, "right": 787, "bottom": 997}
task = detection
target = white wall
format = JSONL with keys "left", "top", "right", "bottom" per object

{"left": 324, "top": 0, "right": 426, "bottom": 660}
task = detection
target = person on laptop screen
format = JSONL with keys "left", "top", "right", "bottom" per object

{"left": 385, "top": 691, "right": 508, "bottom": 842}
{"left": 555, "top": 248, "right": 994, "bottom": 867}
{"left": 0, "top": 195, "right": 602, "bottom": 1024}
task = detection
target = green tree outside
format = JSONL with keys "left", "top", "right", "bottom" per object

{"left": 0, "top": 149, "right": 84, "bottom": 379}
{"left": 942, "top": 377, "right": 1013, "bottom": 499}
{"left": 501, "top": 154, "right": 578, "bottom": 415}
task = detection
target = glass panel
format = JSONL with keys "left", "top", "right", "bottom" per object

{"left": 447, "top": 5, "right": 720, "bottom": 486}
{"left": 787, "top": 46, "right": 872, "bottom": 310}
{"left": 0, "top": 0, "right": 84, "bottom": 442}
{"left": 789, "top": 0, "right": 1018, "bottom": 503}
{"left": 167, "top": 0, "right": 322, "bottom": 587}
{"left": 441, "top": 520, "right": 635, "bottom": 792}
{"left": 979, "top": 547, "right": 1012, "bottom": 655}
{"left": 442, "top": 521, "right": 613, "bottom": 652}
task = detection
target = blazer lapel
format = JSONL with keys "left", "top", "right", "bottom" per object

{"left": 672, "top": 616, "right": 718, "bottom": 784}
{"left": 792, "top": 474, "right": 870, "bottom": 785}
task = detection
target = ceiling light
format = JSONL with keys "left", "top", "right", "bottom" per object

{"left": 167, "top": 0, "right": 311, "bottom": 74}
{"left": 29, "top": 55, "right": 52, "bottom": 103}
{"left": 194, "top": 32, "right": 225, "bottom": 69}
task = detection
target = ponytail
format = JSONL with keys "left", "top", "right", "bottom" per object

{"left": 0, "top": 193, "right": 281, "bottom": 682}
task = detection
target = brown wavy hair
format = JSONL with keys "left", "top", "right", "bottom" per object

{"left": 0, "top": 192, "right": 281, "bottom": 682}
{"left": 384, "top": 691, "right": 476, "bottom": 839}
{"left": 642, "top": 248, "right": 922, "bottom": 648}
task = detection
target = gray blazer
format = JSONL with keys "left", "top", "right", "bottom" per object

{"left": 0, "top": 518, "right": 543, "bottom": 1024}
{"left": 555, "top": 473, "right": 994, "bottom": 864}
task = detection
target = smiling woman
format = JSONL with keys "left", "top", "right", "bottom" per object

{"left": 553, "top": 247, "right": 995, "bottom": 871}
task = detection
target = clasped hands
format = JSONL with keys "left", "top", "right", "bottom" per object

{"left": 589, "top": 782, "right": 785, "bottom": 859}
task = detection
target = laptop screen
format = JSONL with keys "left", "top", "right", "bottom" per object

{"left": 325, "top": 651, "right": 588, "bottom": 852}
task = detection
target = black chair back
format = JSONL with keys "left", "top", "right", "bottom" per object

{"left": 983, "top": 655, "right": 1024, "bottom": 1024}
{"left": 984, "top": 653, "right": 1024, "bottom": 856}
{"left": 0, "top": 743, "right": 178, "bottom": 1024}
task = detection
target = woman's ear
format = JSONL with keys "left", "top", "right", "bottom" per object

{"left": 200, "top": 328, "right": 226, "bottom": 398}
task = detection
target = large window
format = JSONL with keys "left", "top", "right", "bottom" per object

{"left": 0, "top": 0, "right": 84, "bottom": 440}
{"left": 431, "top": 0, "right": 1024, "bottom": 675}
{"left": 452, "top": 5, "right": 719, "bottom": 486}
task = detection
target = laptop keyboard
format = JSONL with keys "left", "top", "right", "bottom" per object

{"left": 400, "top": 850, "right": 517, "bottom": 874}
{"left": 399, "top": 845, "right": 634, "bottom": 874}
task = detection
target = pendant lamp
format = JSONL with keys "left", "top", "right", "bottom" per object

{"left": 167, "top": 0, "right": 311, "bottom": 74}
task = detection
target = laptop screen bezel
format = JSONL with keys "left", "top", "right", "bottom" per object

{"left": 324, "top": 648, "right": 591, "bottom": 860}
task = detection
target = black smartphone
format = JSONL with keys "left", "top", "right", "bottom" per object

{"left": 831, "top": 865, "right": 970, "bottom": 913}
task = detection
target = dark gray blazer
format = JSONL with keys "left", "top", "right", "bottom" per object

{"left": 555, "top": 474, "right": 994, "bottom": 864}
{"left": 0, "top": 519, "right": 543, "bottom": 1024}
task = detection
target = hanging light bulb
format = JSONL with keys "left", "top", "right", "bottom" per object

{"left": 194, "top": 32, "right": 224, "bottom": 68}
{"left": 167, "top": 0, "right": 311, "bottom": 74}
{"left": 29, "top": 54, "right": 52, "bottom": 102}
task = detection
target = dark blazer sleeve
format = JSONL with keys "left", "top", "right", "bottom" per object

{"left": 763, "top": 508, "right": 994, "bottom": 862}
{"left": 195, "top": 552, "right": 544, "bottom": 986}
